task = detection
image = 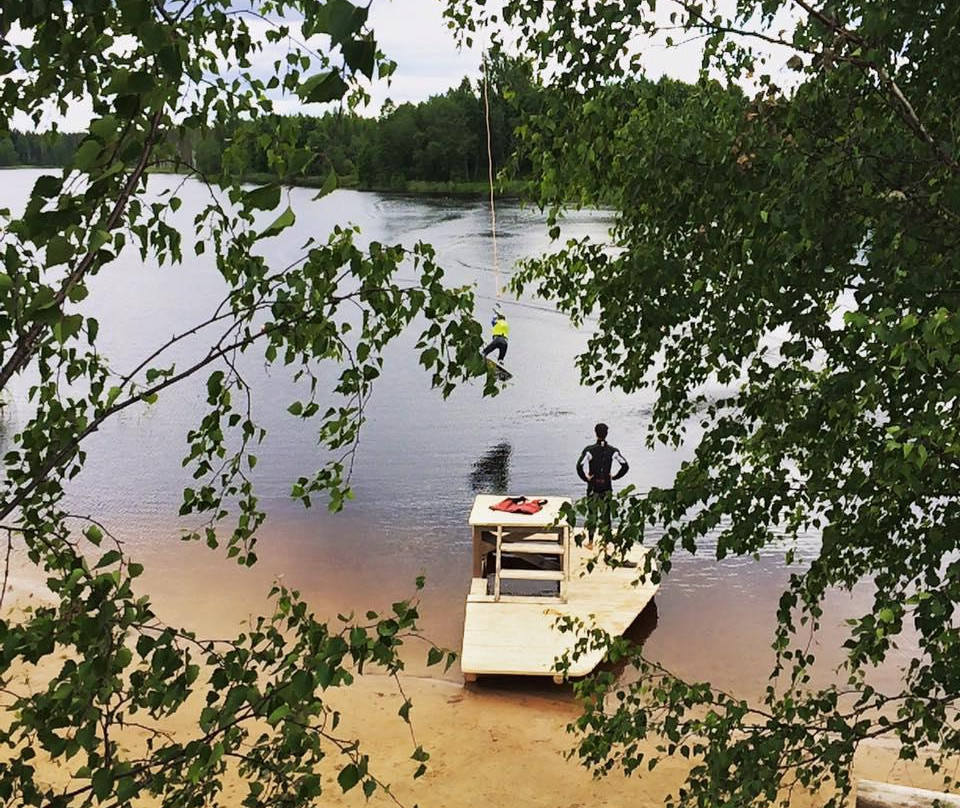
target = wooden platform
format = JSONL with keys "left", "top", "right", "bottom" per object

{"left": 461, "top": 535, "right": 659, "bottom": 681}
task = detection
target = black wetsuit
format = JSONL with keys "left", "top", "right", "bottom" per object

{"left": 576, "top": 441, "right": 629, "bottom": 493}
{"left": 576, "top": 441, "right": 628, "bottom": 541}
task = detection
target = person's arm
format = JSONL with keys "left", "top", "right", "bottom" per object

{"left": 576, "top": 447, "right": 590, "bottom": 483}
{"left": 611, "top": 449, "right": 629, "bottom": 480}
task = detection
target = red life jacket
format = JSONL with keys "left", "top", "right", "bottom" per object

{"left": 489, "top": 496, "right": 549, "bottom": 515}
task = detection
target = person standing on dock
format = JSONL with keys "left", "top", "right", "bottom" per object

{"left": 482, "top": 310, "right": 509, "bottom": 362}
{"left": 575, "top": 422, "right": 629, "bottom": 549}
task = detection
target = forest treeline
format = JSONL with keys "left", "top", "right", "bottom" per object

{"left": 0, "top": 57, "right": 539, "bottom": 193}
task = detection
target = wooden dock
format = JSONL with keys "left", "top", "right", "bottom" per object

{"left": 461, "top": 495, "right": 659, "bottom": 682}
{"left": 857, "top": 779, "right": 960, "bottom": 808}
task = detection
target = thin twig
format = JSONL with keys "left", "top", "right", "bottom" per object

{"left": 0, "top": 528, "right": 12, "bottom": 612}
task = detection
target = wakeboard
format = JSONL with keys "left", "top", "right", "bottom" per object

{"left": 485, "top": 357, "right": 513, "bottom": 382}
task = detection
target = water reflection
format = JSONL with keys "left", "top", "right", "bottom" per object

{"left": 604, "top": 600, "right": 660, "bottom": 684}
{"left": 469, "top": 442, "right": 512, "bottom": 493}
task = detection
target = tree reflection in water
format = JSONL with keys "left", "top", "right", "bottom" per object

{"left": 468, "top": 441, "right": 512, "bottom": 492}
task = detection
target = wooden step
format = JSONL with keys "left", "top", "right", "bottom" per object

{"left": 468, "top": 593, "right": 565, "bottom": 604}
{"left": 497, "top": 569, "right": 564, "bottom": 581}
{"left": 500, "top": 542, "right": 565, "bottom": 555}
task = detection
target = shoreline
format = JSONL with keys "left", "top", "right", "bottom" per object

{"left": 0, "top": 164, "right": 526, "bottom": 198}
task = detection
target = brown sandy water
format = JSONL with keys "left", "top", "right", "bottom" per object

{"left": 0, "top": 170, "right": 935, "bottom": 804}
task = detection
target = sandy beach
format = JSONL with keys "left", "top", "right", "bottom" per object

{"left": 1, "top": 559, "right": 949, "bottom": 808}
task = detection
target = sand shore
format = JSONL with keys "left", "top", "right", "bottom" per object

{"left": 1, "top": 563, "right": 949, "bottom": 808}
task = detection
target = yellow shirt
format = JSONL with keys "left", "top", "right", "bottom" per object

{"left": 492, "top": 319, "right": 509, "bottom": 338}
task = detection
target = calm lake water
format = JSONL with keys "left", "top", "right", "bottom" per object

{"left": 2, "top": 169, "right": 908, "bottom": 696}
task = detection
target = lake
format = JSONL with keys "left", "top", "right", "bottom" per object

{"left": 1, "top": 169, "right": 905, "bottom": 698}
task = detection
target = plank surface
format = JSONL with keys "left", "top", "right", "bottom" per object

{"left": 500, "top": 542, "right": 565, "bottom": 554}
{"left": 461, "top": 535, "right": 659, "bottom": 678}
{"left": 497, "top": 569, "right": 565, "bottom": 581}
{"left": 857, "top": 780, "right": 960, "bottom": 808}
{"left": 468, "top": 495, "right": 571, "bottom": 528}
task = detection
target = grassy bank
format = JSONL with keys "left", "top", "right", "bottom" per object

{"left": 245, "top": 172, "right": 525, "bottom": 197}
{"left": 149, "top": 167, "right": 525, "bottom": 198}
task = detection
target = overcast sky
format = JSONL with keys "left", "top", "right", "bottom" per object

{"left": 321, "top": 0, "right": 793, "bottom": 114}
{"left": 367, "top": 0, "right": 483, "bottom": 110}
{"left": 361, "top": 0, "right": 714, "bottom": 113}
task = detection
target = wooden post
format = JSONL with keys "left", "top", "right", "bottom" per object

{"left": 472, "top": 526, "right": 483, "bottom": 577}
{"left": 493, "top": 525, "right": 502, "bottom": 601}
{"left": 857, "top": 779, "right": 960, "bottom": 808}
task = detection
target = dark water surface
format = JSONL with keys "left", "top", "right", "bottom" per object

{"left": 2, "top": 170, "right": 905, "bottom": 696}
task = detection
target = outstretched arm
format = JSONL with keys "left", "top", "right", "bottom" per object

{"left": 611, "top": 450, "right": 629, "bottom": 480}
{"left": 576, "top": 447, "right": 590, "bottom": 483}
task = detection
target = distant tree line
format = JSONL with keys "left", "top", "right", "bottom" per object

{"left": 0, "top": 129, "right": 84, "bottom": 167}
{"left": 2, "top": 56, "right": 539, "bottom": 192}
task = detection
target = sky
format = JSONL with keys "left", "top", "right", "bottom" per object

{"left": 283, "top": 0, "right": 793, "bottom": 117}
{"left": 299, "top": 0, "right": 719, "bottom": 116}
{"left": 267, "top": 0, "right": 496, "bottom": 117}
{"left": 362, "top": 0, "right": 721, "bottom": 109}
{"left": 367, "top": 0, "right": 484, "bottom": 110}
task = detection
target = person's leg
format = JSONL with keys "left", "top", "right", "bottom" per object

{"left": 584, "top": 489, "right": 600, "bottom": 547}
{"left": 585, "top": 489, "right": 620, "bottom": 555}
{"left": 496, "top": 338, "right": 507, "bottom": 362}
{"left": 599, "top": 491, "right": 613, "bottom": 539}
{"left": 599, "top": 491, "right": 637, "bottom": 567}
{"left": 482, "top": 339, "right": 496, "bottom": 357}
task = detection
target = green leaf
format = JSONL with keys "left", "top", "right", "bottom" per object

{"left": 46, "top": 235, "right": 73, "bottom": 266}
{"left": 323, "top": 0, "right": 368, "bottom": 41}
{"left": 298, "top": 71, "right": 349, "bottom": 104}
{"left": 411, "top": 745, "right": 429, "bottom": 762}
{"left": 267, "top": 704, "right": 290, "bottom": 725}
{"left": 116, "top": 775, "right": 139, "bottom": 802}
{"left": 92, "top": 768, "right": 113, "bottom": 800}
{"left": 316, "top": 661, "right": 334, "bottom": 689}
{"left": 53, "top": 314, "right": 84, "bottom": 343}
{"left": 337, "top": 764, "right": 360, "bottom": 792}
{"left": 84, "top": 524, "right": 104, "bottom": 546}
{"left": 257, "top": 206, "right": 296, "bottom": 240}
{"left": 95, "top": 549, "right": 122, "bottom": 569}
{"left": 312, "top": 169, "right": 338, "bottom": 200}
{"left": 33, "top": 174, "right": 63, "bottom": 199}
{"left": 342, "top": 37, "right": 376, "bottom": 79}
{"left": 243, "top": 184, "right": 282, "bottom": 211}
{"left": 72, "top": 139, "right": 102, "bottom": 170}
{"left": 206, "top": 369, "right": 224, "bottom": 399}
{"left": 398, "top": 698, "right": 412, "bottom": 722}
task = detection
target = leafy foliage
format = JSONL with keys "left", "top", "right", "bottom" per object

{"left": 0, "top": 1, "right": 485, "bottom": 805}
{"left": 446, "top": 0, "right": 960, "bottom": 805}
